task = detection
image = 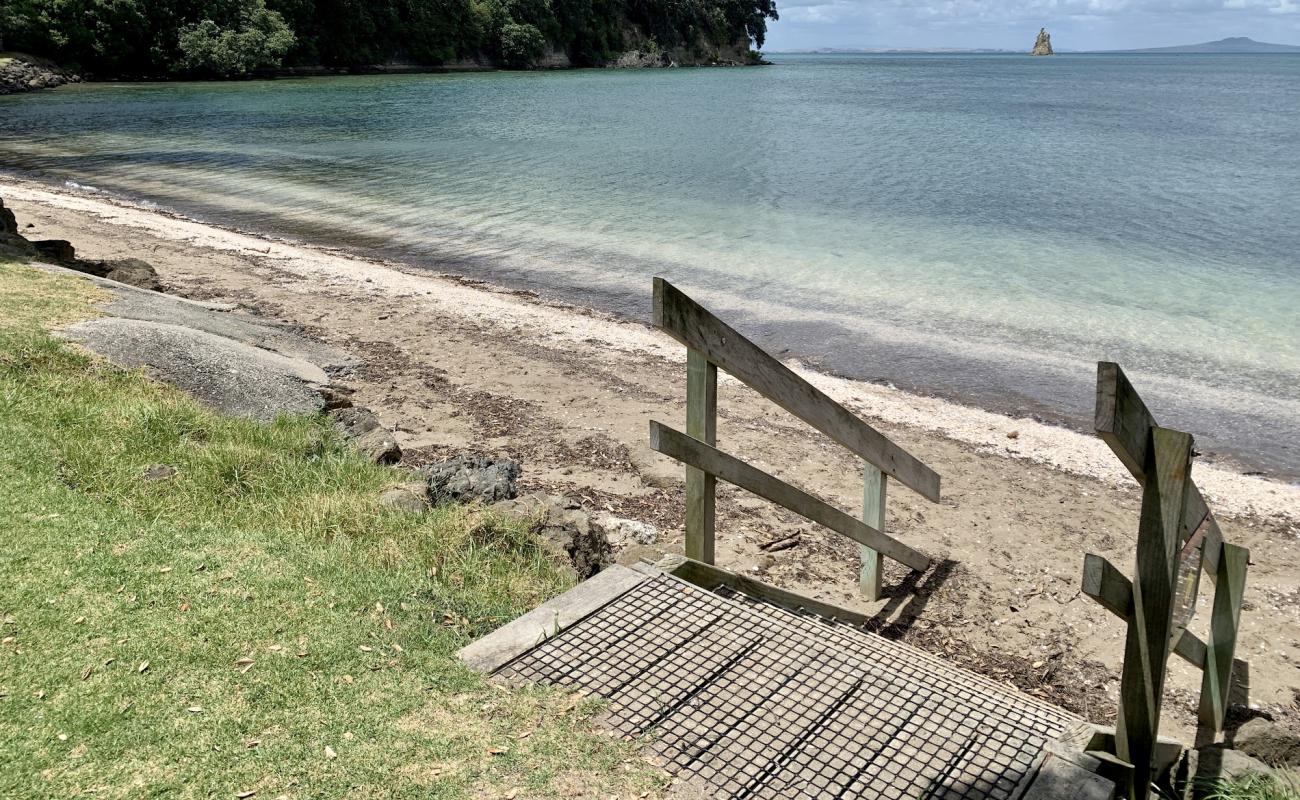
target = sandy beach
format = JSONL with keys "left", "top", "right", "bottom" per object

{"left": 3, "top": 176, "right": 1297, "bottom": 741}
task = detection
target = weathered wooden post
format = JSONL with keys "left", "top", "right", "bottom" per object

{"left": 1198, "top": 541, "right": 1248, "bottom": 736}
{"left": 1116, "top": 426, "right": 1192, "bottom": 798}
{"left": 1082, "top": 362, "right": 1252, "bottom": 798}
{"left": 859, "top": 465, "right": 887, "bottom": 600}
{"left": 685, "top": 348, "right": 717, "bottom": 563}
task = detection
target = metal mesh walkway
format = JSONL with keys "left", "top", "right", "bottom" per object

{"left": 494, "top": 573, "right": 1081, "bottom": 800}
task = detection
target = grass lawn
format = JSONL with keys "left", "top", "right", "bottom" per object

{"left": 1203, "top": 772, "right": 1300, "bottom": 800}
{"left": 0, "top": 260, "right": 663, "bottom": 799}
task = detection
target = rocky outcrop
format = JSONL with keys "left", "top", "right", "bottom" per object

{"left": 0, "top": 199, "right": 164, "bottom": 290}
{"left": 330, "top": 406, "right": 403, "bottom": 464}
{"left": 421, "top": 454, "right": 521, "bottom": 504}
{"left": 1031, "top": 28, "right": 1054, "bottom": 56}
{"left": 491, "top": 493, "right": 612, "bottom": 579}
{"left": 0, "top": 55, "right": 81, "bottom": 95}
{"left": 378, "top": 481, "right": 432, "bottom": 512}
{"left": 607, "top": 33, "right": 762, "bottom": 68}
{"left": 611, "top": 49, "right": 676, "bottom": 68}
{"left": 596, "top": 513, "right": 659, "bottom": 545}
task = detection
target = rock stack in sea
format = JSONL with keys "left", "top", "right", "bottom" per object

{"left": 1031, "top": 28, "right": 1054, "bottom": 56}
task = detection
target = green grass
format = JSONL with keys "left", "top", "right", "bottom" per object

{"left": 0, "top": 261, "right": 664, "bottom": 798}
{"left": 1202, "top": 772, "right": 1300, "bottom": 800}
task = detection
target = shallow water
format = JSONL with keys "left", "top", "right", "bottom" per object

{"left": 2, "top": 54, "right": 1297, "bottom": 476}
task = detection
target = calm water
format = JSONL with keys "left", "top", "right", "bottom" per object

{"left": 2, "top": 54, "right": 1298, "bottom": 476}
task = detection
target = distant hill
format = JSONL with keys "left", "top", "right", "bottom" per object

{"left": 1114, "top": 37, "right": 1300, "bottom": 53}
{"left": 771, "top": 47, "right": 1017, "bottom": 54}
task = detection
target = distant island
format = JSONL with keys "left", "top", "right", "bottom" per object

{"left": 1109, "top": 37, "right": 1300, "bottom": 53}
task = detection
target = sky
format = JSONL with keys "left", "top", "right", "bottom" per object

{"left": 763, "top": 0, "right": 1300, "bottom": 51}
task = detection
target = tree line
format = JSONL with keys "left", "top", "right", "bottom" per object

{"left": 0, "top": 0, "right": 778, "bottom": 77}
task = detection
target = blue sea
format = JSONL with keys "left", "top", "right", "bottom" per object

{"left": 2, "top": 54, "right": 1297, "bottom": 476}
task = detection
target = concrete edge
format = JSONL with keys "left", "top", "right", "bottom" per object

{"left": 456, "top": 564, "right": 650, "bottom": 674}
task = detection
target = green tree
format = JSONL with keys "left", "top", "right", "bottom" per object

{"left": 177, "top": 0, "right": 296, "bottom": 77}
{"left": 498, "top": 21, "right": 543, "bottom": 68}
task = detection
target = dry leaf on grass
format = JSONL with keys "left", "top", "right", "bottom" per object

{"left": 324, "top": 746, "right": 338, "bottom": 760}
{"left": 236, "top": 791, "right": 257, "bottom": 799}
{"left": 187, "top": 706, "right": 203, "bottom": 713}
{"left": 235, "top": 657, "right": 254, "bottom": 674}
{"left": 138, "top": 661, "right": 150, "bottom": 673}
{"left": 80, "top": 666, "right": 93, "bottom": 681}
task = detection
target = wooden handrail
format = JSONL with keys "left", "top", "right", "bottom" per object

{"left": 653, "top": 277, "right": 941, "bottom": 502}
{"left": 650, "top": 422, "right": 931, "bottom": 572}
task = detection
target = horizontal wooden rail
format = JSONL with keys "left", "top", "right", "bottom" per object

{"left": 1095, "top": 362, "right": 1223, "bottom": 581}
{"left": 653, "top": 277, "right": 940, "bottom": 502}
{"left": 650, "top": 421, "right": 930, "bottom": 572}
{"left": 1083, "top": 553, "right": 1207, "bottom": 669}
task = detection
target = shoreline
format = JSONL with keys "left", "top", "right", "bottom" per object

{"left": 2, "top": 175, "right": 1296, "bottom": 520}
{"left": 4, "top": 175, "right": 1299, "bottom": 738}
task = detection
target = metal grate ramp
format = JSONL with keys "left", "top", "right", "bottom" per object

{"left": 475, "top": 569, "right": 1084, "bottom": 800}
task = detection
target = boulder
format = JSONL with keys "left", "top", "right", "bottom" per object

{"left": 329, "top": 406, "right": 402, "bottom": 464}
{"left": 596, "top": 513, "right": 659, "bottom": 545}
{"left": 100, "top": 258, "right": 162, "bottom": 291}
{"left": 422, "top": 454, "right": 520, "bottom": 504}
{"left": 0, "top": 198, "right": 17, "bottom": 236}
{"left": 492, "top": 493, "right": 612, "bottom": 579}
{"left": 1233, "top": 717, "right": 1300, "bottom": 768}
{"left": 1195, "top": 744, "right": 1273, "bottom": 786}
{"left": 33, "top": 239, "right": 75, "bottom": 262}
{"left": 378, "top": 481, "right": 432, "bottom": 513}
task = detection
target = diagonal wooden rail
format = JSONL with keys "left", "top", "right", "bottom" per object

{"left": 650, "top": 278, "right": 939, "bottom": 598}
{"left": 1081, "top": 362, "right": 1250, "bottom": 799}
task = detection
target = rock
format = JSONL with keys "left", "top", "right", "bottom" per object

{"left": 33, "top": 239, "right": 76, "bottom": 262}
{"left": 0, "top": 56, "right": 81, "bottom": 96}
{"left": 330, "top": 406, "right": 381, "bottom": 438}
{"left": 611, "top": 49, "right": 675, "bottom": 68}
{"left": 318, "top": 386, "right": 355, "bottom": 411}
{"left": 100, "top": 259, "right": 162, "bottom": 291}
{"left": 1031, "top": 28, "right": 1054, "bottom": 56}
{"left": 422, "top": 454, "right": 520, "bottom": 504}
{"left": 1196, "top": 744, "right": 1274, "bottom": 786}
{"left": 355, "top": 428, "right": 402, "bottom": 464}
{"left": 60, "top": 317, "right": 329, "bottom": 421}
{"left": 491, "top": 493, "right": 612, "bottom": 579}
{"left": 1233, "top": 718, "right": 1300, "bottom": 768}
{"left": 330, "top": 407, "right": 402, "bottom": 464}
{"left": 140, "top": 464, "right": 177, "bottom": 481}
{"left": 0, "top": 198, "right": 17, "bottom": 236}
{"left": 596, "top": 513, "right": 659, "bottom": 545}
{"left": 378, "top": 482, "right": 431, "bottom": 513}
